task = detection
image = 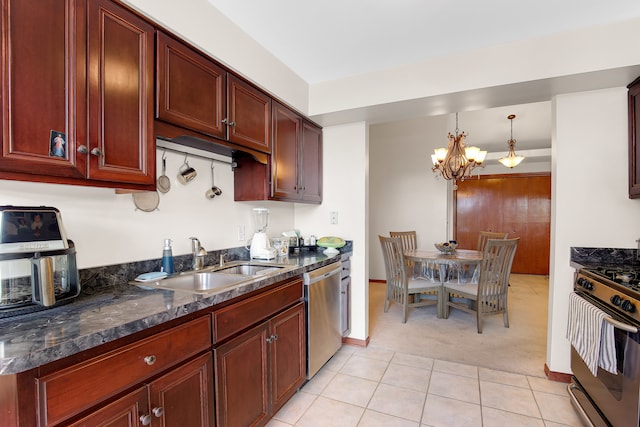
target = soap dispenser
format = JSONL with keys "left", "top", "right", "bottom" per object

{"left": 161, "top": 239, "right": 175, "bottom": 274}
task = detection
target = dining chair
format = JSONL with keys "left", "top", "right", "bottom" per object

{"left": 470, "top": 231, "right": 508, "bottom": 282}
{"left": 379, "top": 235, "right": 440, "bottom": 323}
{"left": 389, "top": 230, "right": 417, "bottom": 275}
{"left": 443, "top": 237, "right": 519, "bottom": 333}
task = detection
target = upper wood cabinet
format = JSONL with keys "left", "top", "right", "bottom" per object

{"left": 156, "top": 32, "right": 271, "bottom": 154}
{"left": 629, "top": 76, "right": 640, "bottom": 198}
{"left": 0, "top": 0, "right": 155, "bottom": 189}
{"left": 272, "top": 102, "right": 322, "bottom": 203}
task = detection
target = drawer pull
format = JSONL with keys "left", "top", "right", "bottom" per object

{"left": 140, "top": 414, "right": 151, "bottom": 425}
{"left": 266, "top": 334, "right": 279, "bottom": 343}
{"left": 143, "top": 355, "right": 157, "bottom": 365}
{"left": 152, "top": 406, "right": 164, "bottom": 418}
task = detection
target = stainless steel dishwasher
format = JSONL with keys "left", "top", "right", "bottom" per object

{"left": 304, "top": 261, "right": 342, "bottom": 379}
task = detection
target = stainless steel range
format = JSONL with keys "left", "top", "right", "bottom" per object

{"left": 569, "top": 266, "right": 640, "bottom": 427}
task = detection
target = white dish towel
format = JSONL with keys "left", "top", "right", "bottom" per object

{"left": 566, "top": 292, "right": 617, "bottom": 376}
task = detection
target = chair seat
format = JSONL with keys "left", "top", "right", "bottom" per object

{"left": 408, "top": 277, "right": 440, "bottom": 293}
{"left": 443, "top": 282, "right": 478, "bottom": 298}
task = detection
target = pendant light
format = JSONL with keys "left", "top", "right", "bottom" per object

{"left": 499, "top": 114, "right": 525, "bottom": 168}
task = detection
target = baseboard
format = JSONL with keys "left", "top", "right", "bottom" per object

{"left": 370, "top": 279, "right": 385, "bottom": 283}
{"left": 544, "top": 363, "right": 572, "bottom": 383}
{"left": 342, "top": 335, "right": 370, "bottom": 347}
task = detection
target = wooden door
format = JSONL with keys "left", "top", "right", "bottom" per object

{"left": 228, "top": 75, "right": 272, "bottom": 153}
{"left": 149, "top": 353, "right": 214, "bottom": 427}
{"left": 156, "top": 31, "right": 226, "bottom": 139}
{"left": 299, "top": 121, "right": 323, "bottom": 203}
{"left": 87, "top": 0, "right": 155, "bottom": 185}
{"left": 214, "top": 322, "right": 270, "bottom": 427}
{"left": 272, "top": 102, "right": 300, "bottom": 201}
{"left": 454, "top": 173, "right": 551, "bottom": 275}
{"left": 0, "top": 0, "right": 86, "bottom": 179}
{"left": 270, "top": 303, "right": 306, "bottom": 414}
{"left": 66, "top": 387, "right": 149, "bottom": 427}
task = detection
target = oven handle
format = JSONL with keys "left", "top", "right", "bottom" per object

{"left": 604, "top": 316, "right": 638, "bottom": 333}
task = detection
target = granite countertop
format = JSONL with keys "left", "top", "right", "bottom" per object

{"left": 0, "top": 249, "right": 349, "bottom": 375}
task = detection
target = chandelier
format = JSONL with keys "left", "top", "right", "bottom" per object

{"left": 431, "top": 113, "right": 486, "bottom": 189}
{"left": 498, "top": 114, "right": 525, "bottom": 168}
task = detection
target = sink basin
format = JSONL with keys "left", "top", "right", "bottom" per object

{"left": 143, "top": 272, "right": 246, "bottom": 294}
{"left": 135, "top": 260, "right": 296, "bottom": 295}
{"left": 214, "top": 264, "right": 282, "bottom": 276}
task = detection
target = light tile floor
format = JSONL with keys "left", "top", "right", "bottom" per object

{"left": 269, "top": 345, "right": 583, "bottom": 427}
{"left": 269, "top": 275, "right": 584, "bottom": 426}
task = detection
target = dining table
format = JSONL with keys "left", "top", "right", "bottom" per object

{"left": 404, "top": 248, "right": 483, "bottom": 318}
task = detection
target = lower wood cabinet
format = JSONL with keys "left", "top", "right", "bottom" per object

{"left": 214, "top": 302, "right": 306, "bottom": 427}
{"left": 66, "top": 353, "right": 213, "bottom": 427}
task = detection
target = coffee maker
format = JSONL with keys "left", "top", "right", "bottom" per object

{"left": 249, "top": 208, "right": 277, "bottom": 259}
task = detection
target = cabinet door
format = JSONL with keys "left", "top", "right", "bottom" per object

{"left": 270, "top": 302, "right": 306, "bottom": 414}
{"left": 228, "top": 75, "right": 271, "bottom": 153}
{"left": 66, "top": 387, "right": 149, "bottom": 427}
{"left": 300, "top": 121, "right": 322, "bottom": 203}
{"left": 149, "top": 353, "right": 214, "bottom": 427}
{"left": 214, "top": 322, "right": 270, "bottom": 427}
{"left": 156, "top": 31, "right": 226, "bottom": 139}
{"left": 86, "top": 0, "right": 154, "bottom": 185}
{"left": 0, "top": 0, "right": 86, "bottom": 179}
{"left": 272, "top": 102, "right": 300, "bottom": 200}
{"left": 629, "top": 77, "right": 640, "bottom": 198}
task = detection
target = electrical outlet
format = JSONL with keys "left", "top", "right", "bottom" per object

{"left": 330, "top": 211, "right": 338, "bottom": 224}
{"left": 238, "top": 225, "right": 245, "bottom": 241}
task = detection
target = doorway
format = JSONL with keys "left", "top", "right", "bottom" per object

{"left": 453, "top": 173, "right": 551, "bottom": 275}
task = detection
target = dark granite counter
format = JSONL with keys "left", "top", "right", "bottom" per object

{"left": 570, "top": 247, "right": 640, "bottom": 270}
{"left": 0, "top": 244, "right": 352, "bottom": 375}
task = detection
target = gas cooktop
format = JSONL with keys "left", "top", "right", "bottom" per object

{"left": 582, "top": 266, "right": 640, "bottom": 292}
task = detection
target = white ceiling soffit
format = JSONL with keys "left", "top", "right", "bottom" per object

{"left": 206, "top": 0, "right": 640, "bottom": 84}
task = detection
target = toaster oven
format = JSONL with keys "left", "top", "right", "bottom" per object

{"left": 0, "top": 206, "right": 80, "bottom": 318}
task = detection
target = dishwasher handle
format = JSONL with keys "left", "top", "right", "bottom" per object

{"left": 304, "top": 262, "right": 341, "bottom": 285}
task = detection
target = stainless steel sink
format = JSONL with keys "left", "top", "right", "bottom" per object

{"left": 135, "top": 260, "right": 296, "bottom": 295}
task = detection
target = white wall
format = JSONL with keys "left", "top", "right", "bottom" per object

{"left": 0, "top": 148, "right": 295, "bottom": 268}
{"left": 295, "top": 122, "right": 369, "bottom": 341}
{"left": 123, "top": 0, "right": 309, "bottom": 114}
{"left": 547, "top": 88, "right": 640, "bottom": 373}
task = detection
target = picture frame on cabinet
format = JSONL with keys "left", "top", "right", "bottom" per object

{"left": 49, "top": 131, "right": 66, "bottom": 158}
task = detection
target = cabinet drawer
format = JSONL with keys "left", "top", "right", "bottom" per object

{"left": 37, "top": 315, "right": 211, "bottom": 427}
{"left": 213, "top": 278, "right": 302, "bottom": 343}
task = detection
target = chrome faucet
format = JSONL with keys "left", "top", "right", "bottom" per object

{"left": 219, "top": 252, "right": 227, "bottom": 267}
{"left": 189, "top": 237, "right": 207, "bottom": 270}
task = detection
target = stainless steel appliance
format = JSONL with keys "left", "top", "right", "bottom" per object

{"left": 304, "top": 261, "right": 342, "bottom": 379}
{"left": 0, "top": 206, "right": 80, "bottom": 317}
{"left": 340, "top": 254, "right": 351, "bottom": 336}
{"left": 569, "top": 267, "right": 640, "bottom": 427}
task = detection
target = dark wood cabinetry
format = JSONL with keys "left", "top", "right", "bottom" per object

{"left": 37, "top": 316, "right": 213, "bottom": 426}
{"left": 213, "top": 278, "right": 306, "bottom": 426}
{"left": 156, "top": 32, "right": 271, "bottom": 154}
{"left": 0, "top": 0, "right": 155, "bottom": 189}
{"left": 214, "top": 302, "right": 306, "bottom": 427}
{"left": 272, "top": 102, "right": 323, "bottom": 203}
{"left": 234, "top": 102, "right": 322, "bottom": 203}
{"left": 629, "top": 76, "right": 640, "bottom": 198}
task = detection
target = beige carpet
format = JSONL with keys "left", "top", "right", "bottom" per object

{"left": 367, "top": 274, "right": 549, "bottom": 378}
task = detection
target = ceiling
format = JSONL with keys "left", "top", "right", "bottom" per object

{"left": 205, "top": 0, "right": 640, "bottom": 155}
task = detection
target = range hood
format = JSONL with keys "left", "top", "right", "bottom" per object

{"left": 155, "top": 120, "right": 268, "bottom": 165}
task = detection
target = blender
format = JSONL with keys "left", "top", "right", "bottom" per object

{"left": 249, "top": 208, "right": 277, "bottom": 259}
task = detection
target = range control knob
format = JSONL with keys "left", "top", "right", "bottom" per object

{"left": 611, "top": 295, "right": 623, "bottom": 306}
{"left": 621, "top": 299, "right": 636, "bottom": 313}
{"left": 577, "top": 277, "right": 594, "bottom": 290}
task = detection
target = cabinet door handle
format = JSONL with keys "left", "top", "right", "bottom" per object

{"left": 140, "top": 414, "right": 151, "bottom": 425}
{"left": 90, "top": 147, "right": 102, "bottom": 157}
{"left": 229, "top": 121, "right": 236, "bottom": 126}
{"left": 222, "top": 118, "right": 228, "bottom": 124}
{"left": 152, "top": 406, "right": 164, "bottom": 418}
{"left": 143, "top": 355, "right": 156, "bottom": 365}
{"left": 77, "top": 145, "right": 88, "bottom": 154}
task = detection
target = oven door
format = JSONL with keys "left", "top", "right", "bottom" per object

{"left": 569, "top": 293, "right": 640, "bottom": 427}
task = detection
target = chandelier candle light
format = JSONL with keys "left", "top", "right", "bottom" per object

{"left": 431, "top": 113, "right": 487, "bottom": 190}
{"left": 498, "top": 114, "right": 525, "bottom": 168}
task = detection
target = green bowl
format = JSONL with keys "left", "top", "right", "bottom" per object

{"left": 317, "top": 236, "right": 346, "bottom": 249}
